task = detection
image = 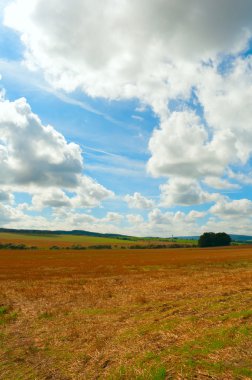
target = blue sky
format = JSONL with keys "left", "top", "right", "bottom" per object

{"left": 1, "top": 1, "right": 252, "bottom": 236}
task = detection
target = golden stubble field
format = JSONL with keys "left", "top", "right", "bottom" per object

{"left": 1, "top": 242, "right": 252, "bottom": 379}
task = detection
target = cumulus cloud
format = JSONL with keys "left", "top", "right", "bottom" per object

{"left": 4, "top": 0, "right": 252, "bottom": 102}
{"left": 148, "top": 111, "right": 223, "bottom": 179}
{"left": 0, "top": 203, "right": 21, "bottom": 224}
{"left": 147, "top": 57, "right": 252, "bottom": 194}
{"left": 0, "top": 189, "right": 14, "bottom": 204}
{"left": 102, "top": 212, "right": 122, "bottom": 223}
{"left": 72, "top": 176, "right": 114, "bottom": 208}
{"left": 4, "top": 0, "right": 252, "bottom": 215}
{"left": 197, "top": 57, "right": 252, "bottom": 165}
{"left": 228, "top": 169, "right": 252, "bottom": 185}
{"left": 210, "top": 198, "right": 252, "bottom": 218}
{"left": 30, "top": 189, "right": 72, "bottom": 210}
{"left": 160, "top": 178, "right": 217, "bottom": 207}
{"left": 201, "top": 212, "right": 252, "bottom": 235}
{"left": 204, "top": 177, "right": 240, "bottom": 190}
{"left": 0, "top": 93, "right": 113, "bottom": 210}
{"left": 0, "top": 202, "right": 124, "bottom": 232}
{"left": 198, "top": 198, "right": 252, "bottom": 236}
{"left": 127, "top": 214, "right": 144, "bottom": 225}
{"left": 144, "top": 208, "right": 206, "bottom": 237}
{"left": 124, "top": 192, "right": 155, "bottom": 209}
{"left": 0, "top": 96, "right": 82, "bottom": 188}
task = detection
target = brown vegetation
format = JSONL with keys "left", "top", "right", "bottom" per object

{"left": 1, "top": 245, "right": 252, "bottom": 379}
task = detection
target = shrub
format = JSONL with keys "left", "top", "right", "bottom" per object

{"left": 69, "top": 244, "right": 86, "bottom": 250}
{"left": 88, "top": 245, "right": 112, "bottom": 249}
{"left": 0, "top": 243, "right": 31, "bottom": 250}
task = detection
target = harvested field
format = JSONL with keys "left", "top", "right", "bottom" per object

{"left": 1, "top": 245, "right": 252, "bottom": 379}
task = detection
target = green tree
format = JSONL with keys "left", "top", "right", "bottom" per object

{"left": 198, "top": 232, "right": 216, "bottom": 247}
{"left": 198, "top": 232, "right": 231, "bottom": 247}
{"left": 215, "top": 232, "right": 231, "bottom": 246}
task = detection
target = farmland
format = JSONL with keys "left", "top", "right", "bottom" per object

{"left": 1, "top": 234, "right": 252, "bottom": 379}
{"left": 0, "top": 232, "right": 196, "bottom": 249}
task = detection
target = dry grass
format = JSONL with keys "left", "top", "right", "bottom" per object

{"left": 1, "top": 245, "right": 252, "bottom": 379}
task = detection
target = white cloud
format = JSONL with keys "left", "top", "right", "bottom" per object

{"left": 210, "top": 198, "right": 252, "bottom": 218}
{"left": 72, "top": 176, "right": 114, "bottom": 208}
{"left": 127, "top": 214, "right": 144, "bottom": 225}
{"left": 147, "top": 57, "right": 252, "bottom": 199}
{"left": 187, "top": 210, "right": 206, "bottom": 220}
{"left": 0, "top": 203, "right": 21, "bottom": 224}
{"left": 143, "top": 208, "right": 205, "bottom": 237}
{"left": 204, "top": 177, "right": 240, "bottom": 190}
{"left": 0, "top": 189, "right": 14, "bottom": 204}
{"left": 0, "top": 93, "right": 113, "bottom": 210}
{"left": 228, "top": 169, "right": 252, "bottom": 185}
{"left": 160, "top": 178, "right": 217, "bottom": 207}
{"left": 124, "top": 192, "right": 155, "bottom": 209}
{"left": 102, "top": 212, "right": 122, "bottom": 223}
{"left": 4, "top": 0, "right": 252, "bottom": 102}
{"left": 30, "top": 189, "right": 72, "bottom": 210}
{"left": 197, "top": 57, "right": 252, "bottom": 165}
{"left": 148, "top": 111, "right": 222, "bottom": 179}
{"left": 4, "top": 0, "right": 252, "bottom": 214}
{"left": 3, "top": 0, "right": 252, "bottom": 135}
{"left": 148, "top": 208, "right": 173, "bottom": 225}
{"left": 201, "top": 216, "right": 252, "bottom": 236}
{"left": 132, "top": 115, "right": 144, "bottom": 122}
{"left": 0, "top": 96, "right": 82, "bottom": 188}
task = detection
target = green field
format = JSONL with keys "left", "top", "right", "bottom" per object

{"left": 0, "top": 232, "right": 197, "bottom": 249}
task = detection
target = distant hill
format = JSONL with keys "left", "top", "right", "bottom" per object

{"left": 1, "top": 228, "right": 252, "bottom": 243}
{"left": 177, "top": 234, "right": 252, "bottom": 242}
{"left": 229, "top": 234, "right": 252, "bottom": 242}
{"left": 0, "top": 228, "right": 138, "bottom": 240}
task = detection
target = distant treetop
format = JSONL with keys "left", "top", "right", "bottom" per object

{"left": 198, "top": 232, "right": 231, "bottom": 247}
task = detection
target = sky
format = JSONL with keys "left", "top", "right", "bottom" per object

{"left": 1, "top": 1, "right": 252, "bottom": 237}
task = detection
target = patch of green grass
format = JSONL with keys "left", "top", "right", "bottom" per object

{"left": 0, "top": 306, "right": 17, "bottom": 325}
{"left": 221, "top": 309, "right": 252, "bottom": 321}
{"left": 172, "top": 326, "right": 238, "bottom": 363}
{"left": 39, "top": 312, "right": 54, "bottom": 319}
{"left": 148, "top": 366, "right": 166, "bottom": 380}
{"left": 117, "top": 328, "right": 137, "bottom": 341}
{"left": 160, "top": 324, "right": 252, "bottom": 377}
{"left": 81, "top": 308, "right": 107, "bottom": 316}
{"left": 233, "top": 367, "right": 252, "bottom": 377}
{"left": 0, "top": 232, "right": 132, "bottom": 247}
{"left": 140, "top": 351, "right": 161, "bottom": 364}
{"left": 138, "top": 323, "right": 158, "bottom": 336}
{"left": 0, "top": 305, "right": 8, "bottom": 315}
{"left": 187, "top": 359, "right": 228, "bottom": 376}
{"left": 198, "top": 360, "right": 252, "bottom": 378}
{"left": 161, "top": 319, "right": 178, "bottom": 331}
{"left": 108, "top": 365, "right": 167, "bottom": 380}
{"left": 238, "top": 325, "right": 252, "bottom": 336}
{"left": 0, "top": 231, "right": 197, "bottom": 249}
{"left": 177, "top": 338, "right": 225, "bottom": 357}
{"left": 108, "top": 365, "right": 127, "bottom": 379}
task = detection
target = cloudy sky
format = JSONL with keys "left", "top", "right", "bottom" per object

{"left": 1, "top": 0, "right": 252, "bottom": 236}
